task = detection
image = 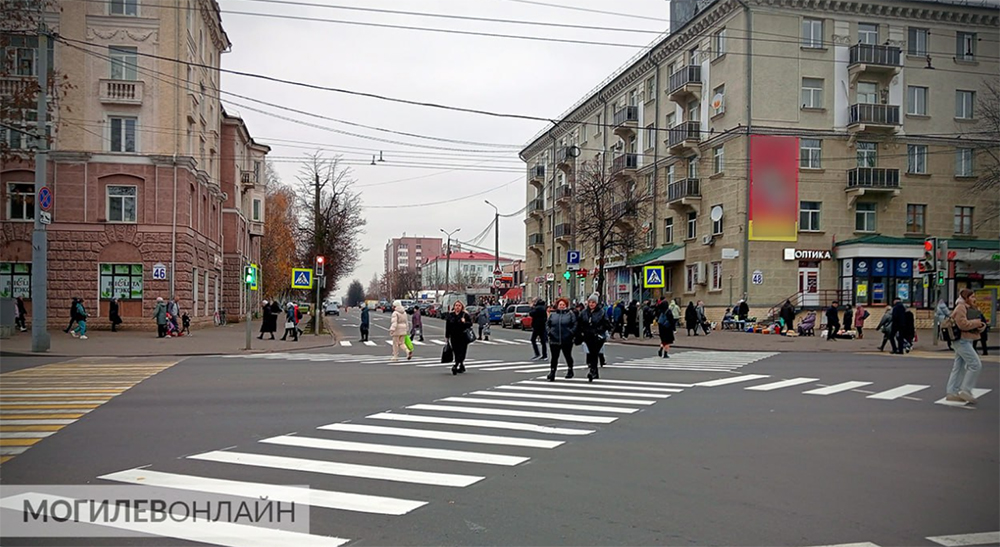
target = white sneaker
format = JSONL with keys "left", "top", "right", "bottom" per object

{"left": 71, "top": 331, "right": 79, "bottom": 338}
{"left": 79, "top": 335, "right": 88, "bottom": 340}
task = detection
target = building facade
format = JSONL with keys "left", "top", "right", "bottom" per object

{"left": 421, "top": 252, "right": 512, "bottom": 291}
{"left": 383, "top": 235, "right": 442, "bottom": 276}
{"left": 520, "top": 0, "right": 999, "bottom": 320}
{"left": 0, "top": 0, "right": 269, "bottom": 328}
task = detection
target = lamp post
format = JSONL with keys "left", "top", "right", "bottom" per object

{"left": 440, "top": 228, "right": 460, "bottom": 296}
{"left": 485, "top": 200, "right": 499, "bottom": 296}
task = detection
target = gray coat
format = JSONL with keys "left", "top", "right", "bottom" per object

{"left": 546, "top": 308, "right": 578, "bottom": 345}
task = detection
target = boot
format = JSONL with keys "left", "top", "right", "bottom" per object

{"left": 587, "top": 365, "right": 599, "bottom": 382}
{"left": 565, "top": 368, "right": 574, "bottom": 379}
{"left": 546, "top": 364, "right": 556, "bottom": 382}
{"left": 599, "top": 354, "right": 606, "bottom": 367}
{"left": 458, "top": 364, "right": 466, "bottom": 373}
{"left": 452, "top": 365, "right": 459, "bottom": 375}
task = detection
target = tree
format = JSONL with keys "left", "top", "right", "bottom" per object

{"left": 972, "top": 79, "right": 1000, "bottom": 228}
{"left": 573, "top": 159, "right": 654, "bottom": 300}
{"left": 388, "top": 268, "right": 422, "bottom": 300}
{"left": 365, "top": 273, "right": 381, "bottom": 300}
{"left": 260, "top": 174, "right": 298, "bottom": 300}
{"left": 295, "top": 152, "right": 367, "bottom": 298}
{"left": 346, "top": 279, "right": 365, "bottom": 307}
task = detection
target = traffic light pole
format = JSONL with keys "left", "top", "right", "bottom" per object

{"left": 245, "top": 264, "right": 252, "bottom": 351}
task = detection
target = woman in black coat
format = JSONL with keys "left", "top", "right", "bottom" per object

{"left": 779, "top": 300, "right": 795, "bottom": 332}
{"left": 684, "top": 301, "right": 700, "bottom": 336}
{"left": 258, "top": 300, "right": 278, "bottom": 339}
{"left": 109, "top": 297, "right": 123, "bottom": 332}
{"left": 579, "top": 295, "right": 610, "bottom": 382}
{"left": 445, "top": 301, "right": 473, "bottom": 375}
{"left": 657, "top": 299, "right": 675, "bottom": 358}
{"left": 624, "top": 301, "right": 639, "bottom": 339}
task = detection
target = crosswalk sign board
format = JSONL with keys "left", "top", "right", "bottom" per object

{"left": 291, "top": 267, "right": 313, "bottom": 289}
{"left": 250, "top": 263, "right": 259, "bottom": 291}
{"left": 643, "top": 265, "right": 665, "bottom": 288}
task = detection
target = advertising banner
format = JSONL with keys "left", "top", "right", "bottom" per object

{"left": 749, "top": 135, "right": 799, "bottom": 241}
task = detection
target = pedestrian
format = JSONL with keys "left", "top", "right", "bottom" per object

{"left": 842, "top": 305, "right": 853, "bottom": 337}
{"left": 281, "top": 302, "right": 299, "bottom": 342}
{"left": 181, "top": 312, "right": 191, "bottom": 335}
{"left": 153, "top": 297, "right": 168, "bottom": 338}
{"left": 167, "top": 297, "right": 181, "bottom": 334}
{"left": 359, "top": 303, "right": 370, "bottom": 342}
{"left": 876, "top": 310, "right": 893, "bottom": 352}
{"left": 902, "top": 308, "right": 916, "bottom": 352}
{"left": 14, "top": 296, "right": 27, "bottom": 332}
{"left": 854, "top": 304, "right": 868, "bottom": 339}
{"left": 71, "top": 297, "right": 88, "bottom": 340}
{"left": 611, "top": 301, "right": 624, "bottom": 339}
{"left": 736, "top": 299, "right": 750, "bottom": 322}
{"left": 411, "top": 305, "right": 424, "bottom": 342}
{"left": 624, "top": 300, "right": 638, "bottom": 339}
{"left": 476, "top": 306, "right": 488, "bottom": 340}
{"left": 545, "top": 297, "right": 577, "bottom": 381}
{"left": 944, "top": 289, "right": 986, "bottom": 405}
{"left": 579, "top": 294, "right": 610, "bottom": 382}
{"left": 529, "top": 299, "right": 548, "bottom": 361}
{"left": 389, "top": 300, "right": 410, "bottom": 361}
{"left": 258, "top": 300, "right": 276, "bottom": 340}
{"left": 889, "top": 298, "right": 906, "bottom": 354}
{"left": 109, "top": 296, "right": 123, "bottom": 332}
{"left": 685, "top": 301, "right": 699, "bottom": 336}
{"left": 934, "top": 299, "right": 952, "bottom": 350}
{"left": 780, "top": 299, "right": 795, "bottom": 334}
{"left": 656, "top": 298, "right": 676, "bottom": 358}
{"left": 973, "top": 323, "right": 989, "bottom": 357}
{"left": 445, "top": 301, "right": 473, "bottom": 375}
{"left": 696, "top": 300, "right": 710, "bottom": 335}
{"left": 641, "top": 300, "right": 653, "bottom": 338}
{"left": 64, "top": 297, "right": 78, "bottom": 333}
{"left": 825, "top": 301, "right": 841, "bottom": 341}
{"left": 669, "top": 298, "right": 682, "bottom": 330}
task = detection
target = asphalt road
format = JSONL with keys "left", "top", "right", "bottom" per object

{"left": 0, "top": 309, "right": 996, "bottom": 546}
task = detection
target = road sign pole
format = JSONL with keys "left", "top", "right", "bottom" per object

{"left": 31, "top": 27, "right": 50, "bottom": 352}
{"left": 315, "top": 276, "right": 321, "bottom": 336}
{"left": 245, "top": 270, "right": 252, "bottom": 351}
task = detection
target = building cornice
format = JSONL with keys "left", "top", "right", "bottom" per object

{"left": 748, "top": 0, "right": 999, "bottom": 27}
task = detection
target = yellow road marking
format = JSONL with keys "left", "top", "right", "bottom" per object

{"left": 0, "top": 390, "right": 125, "bottom": 394}
{"left": 0, "top": 425, "right": 64, "bottom": 432}
{"left": 0, "top": 455, "right": 13, "bottom": 464}
{"left": 0, "top": 414, "right": 86, "bottom": 419}
{"left": 0, "top": 438, "right": 41, "bottom": 446}
{"left": 0, "top": 404, "right": 101, "bottom": 410}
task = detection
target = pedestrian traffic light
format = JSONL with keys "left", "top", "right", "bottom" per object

{"left": 919, "top": 237, "right": 937, "bottom": 273}
{"left": 315, "top": 255, "right": 325, "bottom": 277}
{"left": 937, "top": 271, "right": 945, "bottom": 286}
{"left": 244, "top": 265, "right": 255, "bottom": 285}
{"left": 563, "top": 271, "right": 572, "bottom": 280}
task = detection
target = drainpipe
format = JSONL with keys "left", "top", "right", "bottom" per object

{"left": 171, "top": 154, "right": 178, "bottom": 299}
{"left": 171, "top": 2, "right": 181, "bottom": 300}
{"left": 740, "top": 2, "right": 753, "bottom": 302}
{"left": 549, "top": 134, "right": 557, "bottom": 303}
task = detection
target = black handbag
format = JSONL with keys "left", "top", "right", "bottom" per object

{"left": 465, "top": 328, "right": 476, "bottom": 343}
{"left": 441, "top": 343, "right": 454, "bottom": 363}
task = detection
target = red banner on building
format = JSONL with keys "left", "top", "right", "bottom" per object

{"left": 749, "top": 135, "right": 799, "bottom": 241}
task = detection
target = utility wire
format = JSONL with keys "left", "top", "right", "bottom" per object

{"left": 361, "top": 177, "right": 521, "bottom": 209}
{"left": 495, "top": 0, "right": 670, "bottom": 23}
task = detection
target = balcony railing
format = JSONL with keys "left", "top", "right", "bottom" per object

{"left": 240, "top": 170, "right": 257, "bottom": 186}
{"left": 99, "top": 79, "right": 143, "bottom": 104}
{"left": 668, "top": 121, "right": 701, "bottom": 148}
{"left": 611, "top": 202, "right": 637, "bottom": 218}
{"left": 555, "top": 185, "right": 572, "bottom": 201}
{"left": 528, "top": 233, "right": 544, "bottom": 246}
{"left": 249, "top": 221, "right": 265, "bottom": 237}
{"left": 528, "top": 198, "right": 544, "bottom": 213}
{"left": 847, "top": 167, "right": 900, "bottom": 189}
{"left": 0, "top": 76, "right": 33, "bottom": 97}
{"left": 556, "top": 146, "right": 573, "bottom": 165}
{"left": 531, "top": 165, "right": 545, "bottom": 179}
{"left": 611, "top": 153, "right": 638, "bottom": 175}
{"left": 849, "top": 44, "right": 902, "bottom": 68}
{"left": 555, "top": 223, "right": 572, "bottom": 239}
{"left": 668, "top": 65, "right": 702, "bottom": 94}
{"left": 848, "top": 103, "right": 900, "bottom": 126}
{"left": 613, "top": 106, "right": 639, "bottom": 127}
{"left": 667, "top": 178, "right": 701, "bottom": 202}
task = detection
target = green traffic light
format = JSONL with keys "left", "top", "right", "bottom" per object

{"left": 937, "top": 271, "right": 945, "bottom": 286}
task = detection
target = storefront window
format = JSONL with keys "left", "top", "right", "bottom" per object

{"left": 0, "top": 262, "right": 31, "bottom": 298}
{"left": 99, "top": 263, "right": 143, "bottom": 300}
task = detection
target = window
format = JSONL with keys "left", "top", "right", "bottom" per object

{"left": 800, "top": 138, "right": 822, "bottom": 169}
{"left": 907, "top": 27, "right": 928, "bottom": 56}
{"left": 711, "top": 261, "right": 723, "bottom": 291}
{"left": 713, "top": 145, "right": 724, "bottom": 174}
{"left": 109, "top": 46, "right": 137, "bottom": 80}
{"left": 664, "top": 218, "right": 674, "bottom": 244}
{"left": 646, "top": 76, "right": 656, "bottom": 100}
{"left": 594, "top": 113, "right": 601, "bottom": 138}
{"left": 711, "top": 206, "right": 723, "bottom": 235}
{"left": 954, "top": 206, "right": 973, "bottom": 235}
{"left": 687, "top": 157, "right": 698, "bottom": 179}
{"left": 712, "top": 84, "right": 725, "bottom": 116}
{"left": 666, "top": 164, "right": 676, "bottom": 184}
{"left": 907, "top": 86, "right": 928, "bottom": 115}
{"left": 645, "top": 124, "right": 655, "bottom": 149}
{"left": 106, "top": 185, "right": 137, "bottom": 223}
{"left": 905, "top": 204, "right": 926, "bottom": 234}
{"left": 685, "top": 264, "right": 698, "bottom": 293}
{"left": 109, "top": 116, "right": 137, "bottom": 152}
{"left": 956, "top": 148, "right": 974, "bottom": 177}
{"left": 855, "top": 202, "right": 876, "bottom": 232}
{"left": 645, "top": 173, "right": 654, "bottom": 196}
{"left": 110, "top": 0, "right": 138, "bottom": 16}
{"left": 686, "top": 211, "right": 697, "bottom": 240}
{"left": 857, "top": 142, "right": 877, "bottom": 167}
{"left": 689, "top": 47, "right": 700, "bottom": 65}
{"left": 907, "top": 144, "right": 927, "bottom": 174}
{"left": 0, "top": 262, "right": 31, "bottom": 298}
{"left": 252, "top": 198, "right": 262, "bottom": 221}
{"left": 801, "top": 78, "right": 823, "bottom": 109}
{"left": 799, "top": 201, "right": 821, "bottom": 232}
{"left": 664, "top": 269, "right": 673, "bottom": 293}
{"left": 858, "top": 23, "right": 878, "bottom": 44}
{"left": 801, "top": 18, "right": 823, "bottom": 48}
{"left": 956, "top": 90, "right": 975, "bottom": 119}
{"left": 665, "top": 112, "right": 676, "bottom": 130}
{"left": 99, "top": 263, "right": 143, "bottom": 301}
{"left": 857, "top": 82, "right": 877, "bottom": 104}
{"left": 6, "top": 183, "right": 34, "bottom": 220}
{"left": 713, "top": 29, "right": 727, "bottom": 58}
{"left": 956, "top": 32, "right": 976, "bottom": 61}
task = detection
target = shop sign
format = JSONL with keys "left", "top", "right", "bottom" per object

{"left": 783, "top": 248, "right": 832, "bottom": 261}
{"left": 855, "top": 259, "right": 869, "bottom": 276}
{"left": 856, "top": 283, "right": 868, "bottom": 299}
{"left": 534, "top": 276, "right": 544, "bottom": 283}
{"left": 873, "top": 259, "right": 888, "bottom": 276}
{"left": 896, "top": 259, "right": 912, "bottom": 278}
{"left": 545, "top": 273, "right": 555, "bottom": 282}
{"left": 721, "top": 248, "right": 739, "bottom": 260}
{"left": 618, "top": 284, "right": 628, "bottom": 292}
{"left": 842, "top": 258, "right": 853, "bottom": 276}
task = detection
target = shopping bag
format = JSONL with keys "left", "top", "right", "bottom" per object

{"left": 285, "top": 321, "right": 295, "bottom": 329}
{"left": 441, "top": 343, "right": 454, "bottom": 363}
{"left": 404, "top": 334, "right": 414, "bottom": 352}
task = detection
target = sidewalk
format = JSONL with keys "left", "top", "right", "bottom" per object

{"left": 0, "top": 316, "right": 341, "bottom": 358}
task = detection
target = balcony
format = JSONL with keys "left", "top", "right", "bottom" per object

{"left": 848, "top": 103, "right": 900, "bottom": 134}
{"left": 667, "top": 178, "right": 701, "bottom": 208}
{"left": 556, "top": 146, "right": 575, "bottom": 172}
{"left": 529, "top": 164, "right": 545, "bottom": 188}
{"left": 555, "top": 184, "right": 572, "bottom": 204}
{"left": 611, "top": 201, "right": 637, "bottom": 218}
{"left": 528, "top": 232, "right": 545, "bottom": 252}
{"left": 612, "top": 106, "right": 639, "bottom": 139}
{"left": 610, "top": 153, "right": 638, "bottom": 179}
{"left": 249, "top": 221, "right": 265, "bottom": 237}
{"left": 99, "top": 79, "right": 143, "bottom": 105}
{"left": 528, "top": 197, "right": 545, "bottom": 218}
{"left": 668, "top": 65, "right": 702, "bottom": 103}
{"left": 240, "top": 170, "right": 257, "bottom": 188}
{"left": 0, "top": 76, "right": 33, "bottom": 98}
{"left": 667, "top": 121, "right": 701, "bottom": 154}
{"left": 554, "top": 223, "right": 572, "bottom": 241}
{"left": 846, "top": 167, "right": 901, "bottom": 205}
{"left": 848, "top": 44, "right": 902, "bottom": 81}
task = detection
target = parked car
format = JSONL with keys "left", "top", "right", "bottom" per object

{"left": 324, "top": 302, "right": 340, "bottom": 316}
{"left": 427, "top": 304, "right": 442, "bottom": 318}
{"left": 377, "top": 300, "right": 391, "bottom": 313}
{"left": 521, "top": 315, "right": 533, "bottom": 331}
{"left": 466, "top": 305, "right": 481, "bottom": 322}
{"left": 486, "top": 305, "right": 504, "bottom": 324}
{"left": 501, "top": 304, "right": 532, "bottom": 329}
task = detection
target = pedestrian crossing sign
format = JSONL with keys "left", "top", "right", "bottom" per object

{"left": 291, "top": 267, "right": 314, "bottom": 289}
{"left": 643, "top": 265, "right": 665, "bottom": 288}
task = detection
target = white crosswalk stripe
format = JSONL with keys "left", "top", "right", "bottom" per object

{"left": 612, "top": 350, "right": 778, "bottom": 373}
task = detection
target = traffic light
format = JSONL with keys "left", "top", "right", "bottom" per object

{"left": 577, "top": 268, "right": 588, "bottom": 278}
{"left": 315, "top": 255, "right": 325, "bottom": 277}
{"left": 563, "top": 270, "right": 572, "bottom": 281}
{"left": 244, "top": 265, "right": 256, "bottom": 285}
{"left": 937, "top": 271, "right": 945, "bottom": 286}
{"left": 919, "top": 237, "right": 937, "bottom": 273}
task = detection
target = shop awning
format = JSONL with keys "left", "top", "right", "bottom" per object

{"left": 834, "top": 235, "right": 923, "bottom": 259}
{"left": 627, "top": 244, "right": 685, "bottom": 266}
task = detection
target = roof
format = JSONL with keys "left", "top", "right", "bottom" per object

{"left": 942, "top": 238, "right": 1000, "bottom": 251}
{"left": 627, "top": 244, "right": 685, "bottom": 266}
{"left": 835, "top": 235, "right": 924, "bottom": 247}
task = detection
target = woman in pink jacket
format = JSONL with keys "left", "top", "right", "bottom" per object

{"left": 854, "top": 305, "right": 868, "bottom": 339}
{"left": 945, "top": 289, "right": 987, "bottom": 405}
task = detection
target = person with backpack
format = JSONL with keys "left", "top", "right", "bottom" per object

{"left": 359, "top": 303, "right": 370, "bottom": 342}
{"left": 944, "top": 289, "right": 986, "bottom": 404}
{"left": 854, "top": 304, "right": 869, "bottom": 339}
{"left": 71, "top": 297, "right": 88, "bottom": 340}
{"left": 934, "top": 299, "right": 952, "bottom": 350}
{"left": 281, "top": 302, "right": 299, "bottom": 342}
{"left": 656, "top": 298, "right": 676, "bottom": 358}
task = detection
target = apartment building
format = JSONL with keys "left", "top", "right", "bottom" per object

{"left": 383, "top": 235, "right": 442, "bottom": 276}
{"left": 521, "top": 0, "right": 999, "bottom": 318}
{"left": 0, "top": 0, "right": 269, "bottom": 327}
{"left": 421, "top": 252, "right": 513, "bottom": 291}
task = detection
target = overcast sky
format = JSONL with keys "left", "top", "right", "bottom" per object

{"left": 217, "top": 0, "right": 670, "bottom": 294}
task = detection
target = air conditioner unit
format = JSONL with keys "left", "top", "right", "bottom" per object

{"left": 701, "top": 235, "right": 714, "bottom": 246}
{"left": 693, "top": 261, "right": 708, "bottom": 285}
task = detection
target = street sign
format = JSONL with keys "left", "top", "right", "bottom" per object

{"left": 721, "top": 248, "right": 739, "bottom": 260}
{"left": 152, "top": 262, "right": 167, "bottom": 280}
{"left": 493, "top": 266, "right": 503, "bottom": 276}
{"left": 291, "top": 268, "right": 314, "bottom": 289}
{"left": 545, "top": 273, "right": 555, "bottom": 282}
{"left": 643, "top": 265, "right": 665, "bottom": 288}
{"left": 493, "top": 278, "right": 502, "bottom": 288}
{"left": 752, "top": 270, "right": 764, "bottom": 285}
{"left": 250, "top": 263, "right": 259, "bottom": 291}
{"left": 39, "top": 211, "right": 51, "bottom": 224}
{"left": 567, "top": 250, "right": 581, "bottom": 265}
{"left": 38, "top": 186, "right": 52, "bottom": 211}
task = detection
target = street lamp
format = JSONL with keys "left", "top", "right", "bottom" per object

{"left": 485, "top": 200, "right": 500, "bottom": 287}
{"left": 440, "top": 228, "right": 460, "bottom": 296}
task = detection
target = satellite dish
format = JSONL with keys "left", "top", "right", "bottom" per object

{"left": 710, "top": 205, "right": 724, "bottom": 222}
{"left": 711, "top": 93, "right": 724, "bottom": 110}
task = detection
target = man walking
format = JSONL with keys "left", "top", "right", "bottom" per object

{"left": 890, "top": 298, "right": 906, "bottom": 354}
{"left": 529, "top": 298, "right": 548, "bottom": 360}
{"left": 153, "top": 297, "right": 168, "bottom": 338}
{"left": 825, "top": 301, "right": 841, "bottom": 341}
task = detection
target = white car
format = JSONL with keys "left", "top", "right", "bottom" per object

{"left": 324, "top": 302, "right": 340, "bottom": 316}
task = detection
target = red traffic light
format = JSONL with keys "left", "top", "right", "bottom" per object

{"left": 924, "top": 241, "right": 933, "bottom": 251}
{"left": 316, "top": 256, "right": 325, "bottom": 264}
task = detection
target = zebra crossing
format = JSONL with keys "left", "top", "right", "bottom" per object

{"left": 1, "top": 376, "right": 691, "bottom": 545}
{"left": 608, "top": 350, "right": 778, "bottom": 373}
{"left": 812, "top": 531, "right": 999, "bottom": 547}
{"left": 695, "top": 373, "right": 993, "bottom": 406}
{"left": 219, "top": 352, "right": 558, "bottom": 374}
{"left": 334, "top": 338, "right": 533, "bottom": 347}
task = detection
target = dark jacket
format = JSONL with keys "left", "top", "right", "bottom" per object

{"left": 780, "top": 301, "right": 795, "bottom": 328}
{"left": 685, "top": 303, "right": 699, "bottom": 327}
{"left": 529, "top": 301, "right": 547, "bottom": 333}
{"left": 826, "top": 305, "right": 840, "bottom": 328}
{"left": 736, "top": 301, "right": 750, "bottom": 320}
{"left": 109, "top": 299, "right": 122, "bottom": 325}
{"left": 579, "top": 305, "right": 610, "bottom": 342}
{"left": 445, "top": 311, "right": 473, "bottom": 345}
{"left": 360, "top": 307, "right": 370, "bottom": 327}
{"left": 843, "top": 310, "right": 853, "bottom": 331}
{"left": 261, "top": 303, "right": 277, "bottom": 333}
{"left": 890, "top": 302, "right": 906, "bottom": 331}
{"left": 477, "top": 310, "right": 488, "bottom": 326}
{"left": 411, "top": 309, "right": 423, "bottom": 328}
{"left": 546, "top": 308, "right": 578, "bottom": 345}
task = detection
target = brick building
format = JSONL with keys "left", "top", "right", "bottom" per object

{"left": 0, "top": 0, "right": 268, "bottom": 328}
{"left": 383, "top": 235, "right": 442, "bottom": 276}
